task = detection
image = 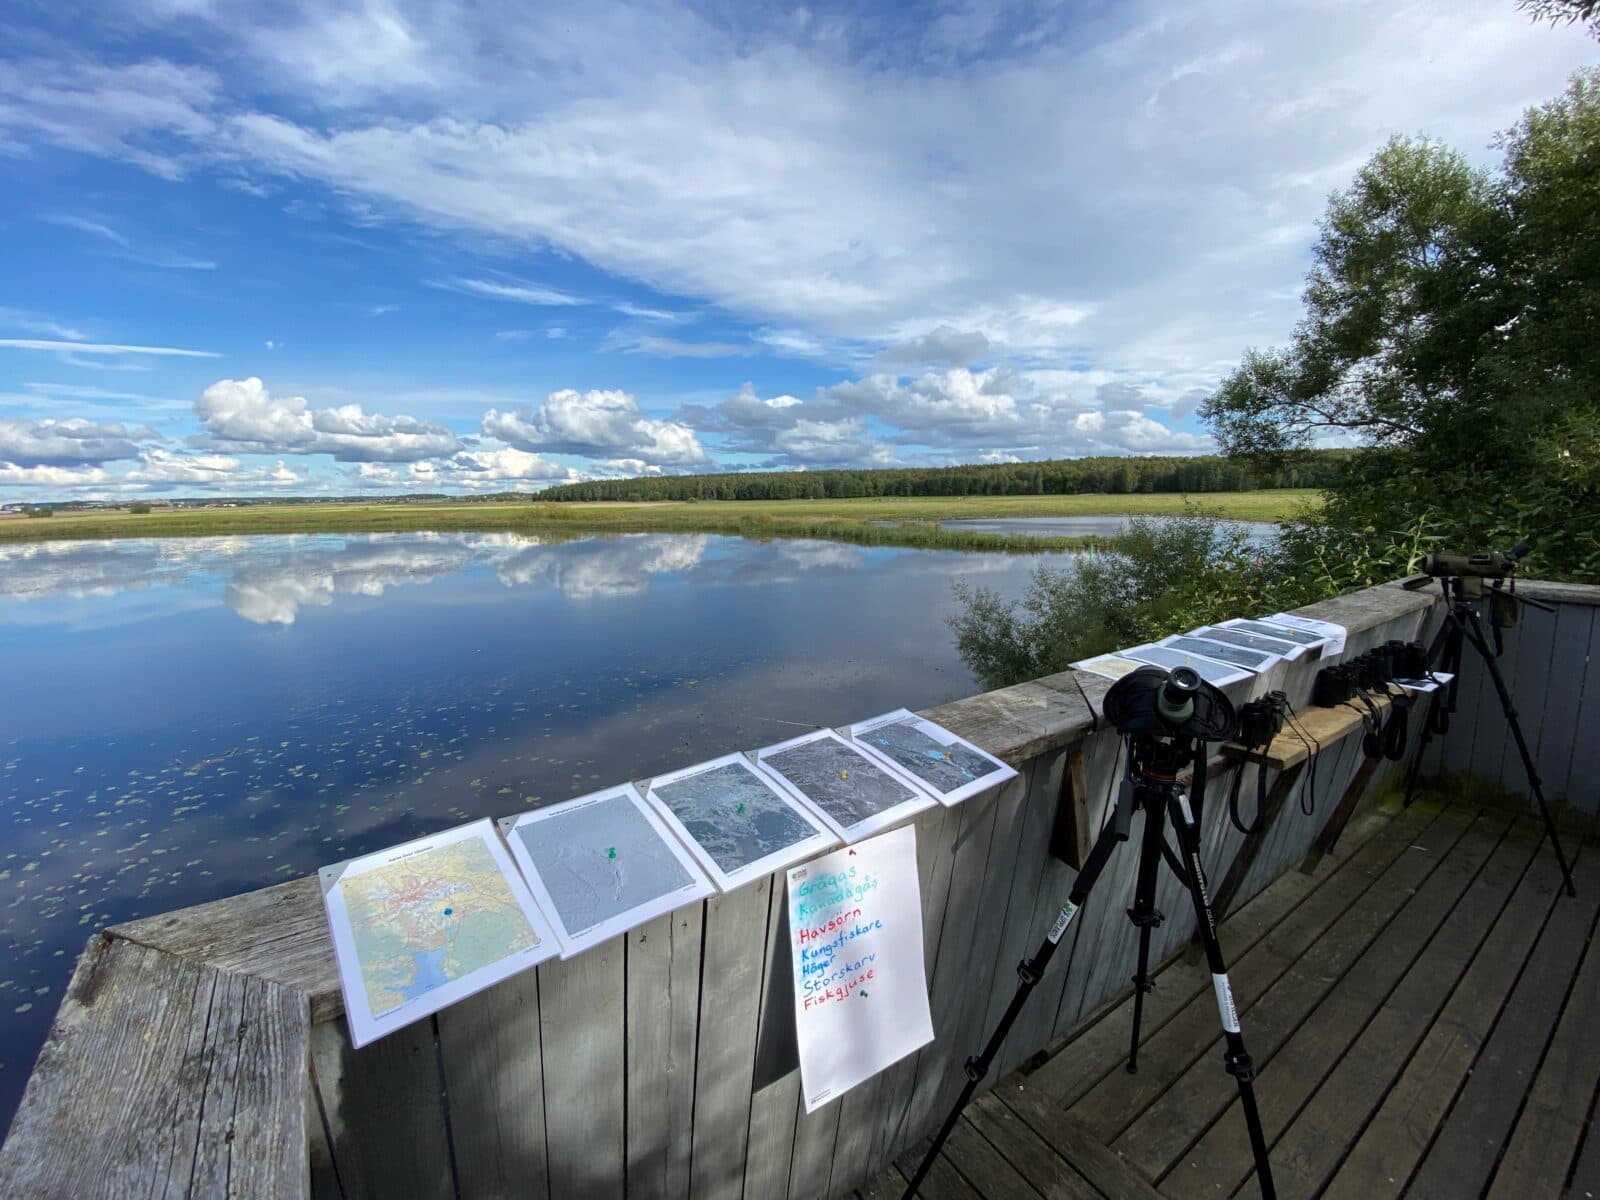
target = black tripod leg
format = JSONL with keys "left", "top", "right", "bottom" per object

{"left": 901, "top": 794, "right": 1130, "bottom": 1199}
{"left": 1167, "top": 789, "right": 1278, "bottom": 1200}
{"left": 1462, "top": 611, "right": 1578, "bottom": 898}
{"left": 1126, "top": 800, "right": 1166, "bottom": 1074}
{"left": 1404, "top": 608, "right": 1463, "bottom": 808}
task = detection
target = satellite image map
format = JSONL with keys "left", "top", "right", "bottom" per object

{"left": 515, "top": 791, "right": 700, "bottom": 936}
{"left": 652, "top": 760, "right": 823, "bottom": 874}
{"left": 858, "top": 719, "right": 998, "bottom": 795}
{"left": 763, "top": 737, "right": 919, "bottom": 832}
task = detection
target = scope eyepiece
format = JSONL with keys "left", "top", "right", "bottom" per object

{"left": 1157, "top": 666, "right": 1201, "bottom": 726}
{"left": 1103, "top": 665, "right": 1239, "bottom": 743}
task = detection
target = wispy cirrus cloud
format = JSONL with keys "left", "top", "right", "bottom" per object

{"left": 432, "top": 276, "right": 582, "bottom": 307}
{"left": 612, "top": 333, "right": 746, "bottom": 359}
{"left": 0, "top": 339, "right": 220, "bottom": 358}
{"left": 40, "top": 211, "right": 219, "bottom": 270}
{"left": 0, "top": 307, "right": 90, "bottom": 343}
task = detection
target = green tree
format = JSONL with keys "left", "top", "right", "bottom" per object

{"left": 1203, "top": 71, "right": 1600, "bottom": 582}
{"left": 1518, "top": 0, "right": 1599, "bottom": 37}
{"left": 949, "top": 514, "right": 1276, "bottom": 689}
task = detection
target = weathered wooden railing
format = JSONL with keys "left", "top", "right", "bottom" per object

{"left": 0, "top": 579, "right": 1448, "bottom": 1198}
{"left": 1418, "top": 579, "right": 1600, "bottom": 820}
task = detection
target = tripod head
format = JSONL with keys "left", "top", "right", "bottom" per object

{"left": 1105, "top": 666, "right": 1239, "bottom": 778}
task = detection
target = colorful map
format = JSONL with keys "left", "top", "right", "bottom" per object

{"left": 342, "top": 838, "right": 541, "bottom": 1017}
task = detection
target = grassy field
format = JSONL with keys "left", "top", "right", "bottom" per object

{"left": 0, "top": 489, "right": 1319, "bottom": 553}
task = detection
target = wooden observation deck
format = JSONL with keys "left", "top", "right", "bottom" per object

{"left": 863, "top": 795, "right": 1600, "bottom": 1198}
{"left": 2, "top": 579, "right": 1597, "bottom": 1198}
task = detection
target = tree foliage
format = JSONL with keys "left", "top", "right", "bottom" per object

{"left": 953, "top": 73, "right": 1599, "bottom": 690}
{"left": 950, "top": 514, "right": 1281, "bottom": 690}
{"left": 1518, "top": 0, "right": 1600, "bottom": 37}
{"left": 538, "top": 451, "right": 1349, "bottom": 502}
{"left": 1203, "top": 71, "right": 1600, "bottom": 583}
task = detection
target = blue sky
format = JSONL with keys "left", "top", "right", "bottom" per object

{"left": 0, "top": 0, "right": 1593, "bottom": 500}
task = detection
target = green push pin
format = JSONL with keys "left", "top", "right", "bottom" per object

{"left": 607, "top": 847, "right": 617, "bottom": 860}
{"left": 736, "top": 803, "right": 746, "bottom": 815}
{"left": 859, "top": 989, "right": 869, "bottom": 998}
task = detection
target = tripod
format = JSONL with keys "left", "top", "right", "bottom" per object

{"left": 1402, "top": 576, "right": 1576, "bottom": 897}
{"left": 904, "top": 733, "right": 1278, "bottom": 1199}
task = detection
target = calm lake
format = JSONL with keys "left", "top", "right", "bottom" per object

{"left": 939, "top": 515, "right": 1279, "bottom": 542}
{"left": 0, "top": 529, "right": 1054, "bottom": 1125}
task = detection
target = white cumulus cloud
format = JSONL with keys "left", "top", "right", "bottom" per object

{"left": 0, "top": 417, "right": 151, "bottom": 467}
{"left": 484, "top": 388, "right": 707, "bottom": 468}
{"left": 196, "top": 377, "right": 461, "bottom": 462}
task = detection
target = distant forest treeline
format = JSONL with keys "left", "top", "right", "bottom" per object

{"left": 539, "top": 450, "right": 1353, "bottom": 502}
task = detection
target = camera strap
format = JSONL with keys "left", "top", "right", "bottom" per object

{"left": 1379, "top": 686, "right": 1411, "bottom": 761}
{"left": 1227, "top": 761, "right": 1268, "bottom": 836}
{"left": 1345, "top": 688, "right": 1384, "bottom": 758}
{"left": 1227, "top": 694, "right": 1290, "bottom": 837}
{"left": 1283, "top": 701, "right": 1320, "bottom": 817}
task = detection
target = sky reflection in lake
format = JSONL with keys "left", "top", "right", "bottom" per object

{"left": 0, "top": 531, "right": 1050, "bottom": 1124}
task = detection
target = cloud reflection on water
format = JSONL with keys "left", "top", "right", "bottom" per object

{"left": 0, "top": 531, "right": 1025, "bottom": 625}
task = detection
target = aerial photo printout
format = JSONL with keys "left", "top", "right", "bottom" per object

{"left": 505, "top": 784, "right": 714, "bottom": 955}
{"left": 1162, "top": 635, "right": 1278, "bottom": 671}
{"left": 1225, "top": 619, "right": 1328, "bottom": 648}
{"left": 1122, "top": 643, "right": 1254, "bottom": 688}
{"left": 849, "top": 709, "right": 1016, "bottom": 805}
{"left": 758, "top": 730, "right": 937, "bottom": 841}
{"left": 646, "top": 754, "right": 837, "bottom": 890}
{"left": 1191, "top": 625, "right": 1306, "bottom": 660}
{"left": 321, "top": 819, "right": 558, "bottom": 1046}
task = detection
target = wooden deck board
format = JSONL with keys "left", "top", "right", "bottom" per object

{"left": 1488, "top": 864, "right": 1600, "bottom": 1199}
{"left": 998, "top": 1082, "right": 1165, "bottom": 1200}
{"left": 1110, "top": 807, "right": 1480, "bottom": 1179}
{"left": 940, "top": 1116, "right": 1043, "bottom": 1200}
{"left": 1159, "top": 809, "right": 1511, "bottom": 1197}
{"left": 1026, "top": 798, "right": 1425, "bottom": 1111}
{"left": 1404, "top": 846, "right": 1600, "bottom": 1199}
{"left": 1064, "top": 801, "right": 1447, "bottom": 1144}
{"left": 1321, "top": 834, "right": 1575, "bottom": 1200}
{"left": 1244, "top": 818, "right": 1541, "bottom": 1197}
{"left": 875, "top": 798, "right": 1600, "bottom": 1200}
{"left": 0, "top": 936, "right": 310, "bottom": 1200}
{"left": 963, "top": 1093, "right": 1099, "bottom": 1200}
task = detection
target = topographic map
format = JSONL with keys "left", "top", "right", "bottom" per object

{"left": 764, "top": 738, "right": 917, "bottom": 829}
{"left": 342, "top": 838, "right": 540, "bottom": 1017}
{"left": 515, "top": 792, "right": 698, "bottom": 935}
{"left": 653, "top": 761, "right": 820, "bottom": 873}
{"left": 859, "top": 721, "right": 995, "bottom": 795}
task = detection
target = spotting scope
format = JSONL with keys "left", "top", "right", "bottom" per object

{"left": 1421, "top": 542, "right": 1531, "bottom": 579}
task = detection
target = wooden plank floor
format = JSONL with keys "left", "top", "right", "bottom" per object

{"left": 860, "top": 799, "right": 1600, "bottom": 1199}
